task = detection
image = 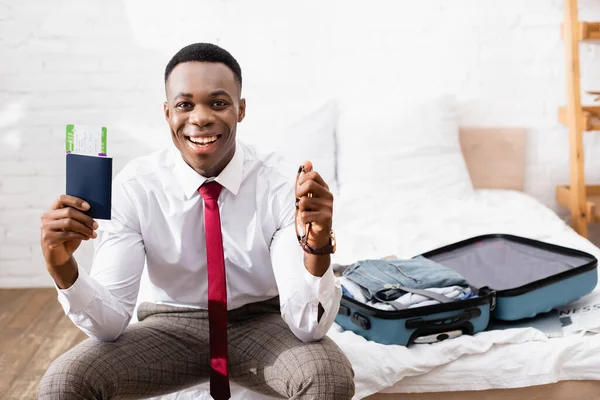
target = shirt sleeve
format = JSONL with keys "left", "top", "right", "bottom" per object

{"left": 55, "top": 176, "right": 146, "bottom": 342}
{"left": 269, "top": 182, "right": 342, "bottom": 343}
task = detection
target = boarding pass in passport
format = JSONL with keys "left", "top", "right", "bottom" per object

{"left": 65, "top": 124, "right": 113, "bottom": 219}
{"left": 66, "top": 124, "right": 107, "bottom": 156}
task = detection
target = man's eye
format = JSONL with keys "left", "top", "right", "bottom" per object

{"left": 176, "top": 102, "right": 193, "bottom": 109}
{"left": 212, "top": 100, "right": 228, "bottom": 108}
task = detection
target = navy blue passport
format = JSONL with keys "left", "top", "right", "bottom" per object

{"left": 66, "top": 153, "right": 113, "bottom": 220}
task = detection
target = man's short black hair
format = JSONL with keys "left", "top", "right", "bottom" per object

{"left": 164, "top": 43, "right": 242, "bottom": 88}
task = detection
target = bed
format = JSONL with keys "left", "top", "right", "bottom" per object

{"left": 141, "top": 95, "right": 600, "bottom": 399}
{"left": 332, "top": 189, "right": 600, "bottom": 400}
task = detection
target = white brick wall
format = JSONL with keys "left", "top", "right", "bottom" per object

{"left": 1, "top": 0, "right": 600, "bottom": 287}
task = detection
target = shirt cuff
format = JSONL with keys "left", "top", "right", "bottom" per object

{"left": 303, "top": 265, "right": 336, "bottom": 305}
{"left": 55, "top": 267, "right": 97, "bottom": 315}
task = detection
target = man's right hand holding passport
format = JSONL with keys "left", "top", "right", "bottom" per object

{"left": 40, "top": 194, "right": 99, "bottom": 289}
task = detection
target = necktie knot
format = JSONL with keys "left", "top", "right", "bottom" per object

{"left": 199, "top": 181, "right": 223, "bottom": 200}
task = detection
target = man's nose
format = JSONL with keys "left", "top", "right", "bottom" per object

{"left": 189, "top": 105, "right": 215, "bottom": 127}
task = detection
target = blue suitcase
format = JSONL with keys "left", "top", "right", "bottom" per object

{"left": 334, "top": 234, "right": 598, "bottom": 346}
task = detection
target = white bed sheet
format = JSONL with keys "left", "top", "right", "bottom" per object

{"left": 331, "top": 189, "right": 600, "bottom": 398}
{"left": 147, "top": 189, "right": 600, "bottom": 399}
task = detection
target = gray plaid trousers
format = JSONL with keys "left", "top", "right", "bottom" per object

{"left": 39, "top": 297, "right": 355, "bottom": 399}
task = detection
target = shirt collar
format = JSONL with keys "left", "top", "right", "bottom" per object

{"left": 173, "top": 143, "right": 244, "bottom": 199}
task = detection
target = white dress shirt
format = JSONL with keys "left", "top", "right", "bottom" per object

{"left": 56, "top": 141, "right": 341, "bottom": 343}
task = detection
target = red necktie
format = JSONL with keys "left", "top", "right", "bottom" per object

{"left": 199, "top": 181, "right": 230, "bottom": 400}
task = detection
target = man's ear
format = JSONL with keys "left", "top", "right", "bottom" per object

{"left": 238, "top": 98, "right": 246, "bottom": 123}
{"left": 163, "top": 101, "right": 170, "bottom": 121}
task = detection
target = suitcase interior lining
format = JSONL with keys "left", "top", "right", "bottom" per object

{"left": 425, "top": 237, "right": 594, "bottom": 291}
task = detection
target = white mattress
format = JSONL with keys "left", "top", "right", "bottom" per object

{"left": 148, "top": 189, "right": 600, "bottom": 399}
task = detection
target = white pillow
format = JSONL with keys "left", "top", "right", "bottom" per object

{"left": 336, "top": 94, "right": 473, "bottom": 203}
{"left": 241, "top": 99, "right": 339, "bottom": 193}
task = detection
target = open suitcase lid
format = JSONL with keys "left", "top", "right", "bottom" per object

{"left": 420, "top": 234, "right": 598, "bottom": 297}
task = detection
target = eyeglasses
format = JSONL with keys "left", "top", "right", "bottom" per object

{"left": 295, "top": 165, "right": 312, "bottom": 246}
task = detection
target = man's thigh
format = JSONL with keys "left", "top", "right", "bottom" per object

{"left": 228, "top": 310, "right": 355, "bottom": 399}
{"left": 39, "top": 303, "right": 211, "bottom": 399}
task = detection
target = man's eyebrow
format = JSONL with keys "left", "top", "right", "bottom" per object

{"left": 210, "top": 90, "right": 231, "bottom": 98}
{"left": 174, "top": 92, "right": 193, "bottom": 100}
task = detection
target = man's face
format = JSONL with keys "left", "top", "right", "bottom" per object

{"left": 164, "top": 61, "right": 245, "bottom": 177}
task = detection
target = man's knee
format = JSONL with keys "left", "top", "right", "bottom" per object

{"left": 39, "top": 347, "right": 108, "bottom": 399}
{"left": 290, "top": 339, "right": 355, "bottom": 399}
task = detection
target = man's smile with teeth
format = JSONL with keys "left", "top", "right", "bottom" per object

{"left": 188, "top": 135, "right": 219, "bottom": 145}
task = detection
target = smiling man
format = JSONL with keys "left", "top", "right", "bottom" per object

{"left": 39, "top": 43, "right": 354, "bottom": 400}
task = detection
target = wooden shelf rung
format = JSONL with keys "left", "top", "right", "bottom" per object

{"left": 590, "top": 115, "right": 600, "bottom": 131}
{"left": 556, "top": 185, "right": 572, "bottom": 209}
{"left": 588, "top": 195, "right": 600, "bottom": 223}
{"left": 556, "top": 185, "right": 600, "bottom": 223}
{"left": 581, "top": 22, "right": 600, "bottom": 40}
{"left": 558, "top": 106, "right": 600, "bottom": 131}
{"left": 561, "top": 22, "right": 600, "bottom": 40}
{"left": 586, "top": 185, "right": 600, "bottom": 195}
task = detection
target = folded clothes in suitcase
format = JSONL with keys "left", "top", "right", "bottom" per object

{"left": 334, "top": 234, "right": 598, "bottom": 346}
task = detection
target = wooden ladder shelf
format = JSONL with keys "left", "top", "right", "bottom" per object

{"left": 556, "top": 0, "right": 600, "bottom": 237}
